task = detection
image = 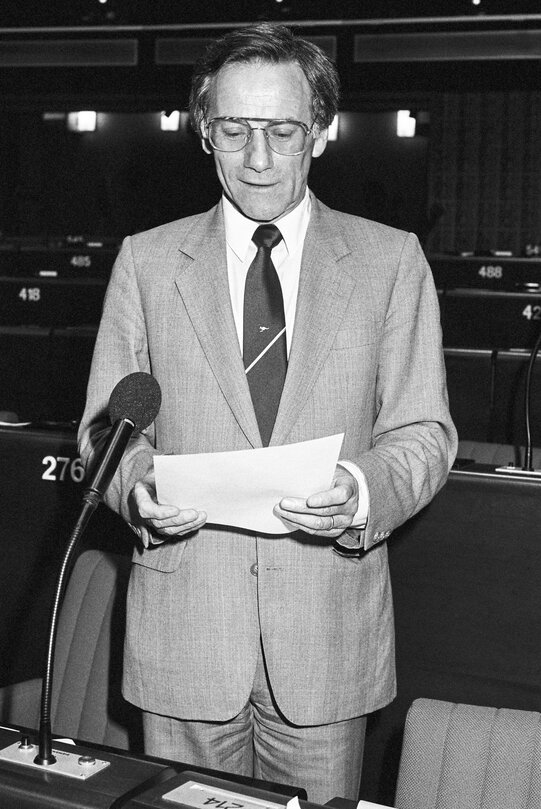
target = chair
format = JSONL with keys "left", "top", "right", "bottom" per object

{"left": 0, "top": 549, "right": 143, "bottom": 751}
{"left": 394, "top": 698, "right": 541, "bottom": 809}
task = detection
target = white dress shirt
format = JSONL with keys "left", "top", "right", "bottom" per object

{"left": 222, "top": 191, "right": 369, "bottom": 530}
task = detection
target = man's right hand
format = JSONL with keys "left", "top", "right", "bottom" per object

{"left": 133, "top": 471, "right": 207, "bottom": 538}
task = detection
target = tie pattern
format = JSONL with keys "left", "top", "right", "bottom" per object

{"left": 243, "top": 224, "right": 286, "bottom": 446}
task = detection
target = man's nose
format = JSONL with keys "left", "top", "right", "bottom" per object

{"left": 243, "top": 129, "right": 274, "bottom": 171}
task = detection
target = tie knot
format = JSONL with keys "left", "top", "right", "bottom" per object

{"left": 252, "top": 224, "right": 283, "bottom": 251}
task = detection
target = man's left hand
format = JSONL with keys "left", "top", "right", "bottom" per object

{"left": 273, "top": 464, "right": 359, "bottom": 537}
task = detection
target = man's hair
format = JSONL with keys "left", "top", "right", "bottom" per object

{"left": 189, "top": 23, "right": 340, "bottom": 133}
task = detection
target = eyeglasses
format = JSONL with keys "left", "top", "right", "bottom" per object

{"left": 205, "top": 117, "right": 314, "bottom": 156}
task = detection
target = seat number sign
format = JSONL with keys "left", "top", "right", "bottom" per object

{"left": 163, "top": 780, "right": 286, "bottom": 809}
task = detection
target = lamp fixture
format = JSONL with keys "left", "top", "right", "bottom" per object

{"left": 160, "top": 110, "right": 181, "bottom": 131}
{"left": 67, "top": 111, "right": 97, "bottom": 132}
{"left": 327, "top": 114, "right": 339, "bottom": 142}
{"left": 397, "top": 110, "right": 416, "bottom": 138}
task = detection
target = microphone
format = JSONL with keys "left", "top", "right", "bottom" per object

{"left": 33, "top": 372, "right": 162, "bottom": 768}
{"left": 83, "top": 371, "right": 162, "bottom": 506}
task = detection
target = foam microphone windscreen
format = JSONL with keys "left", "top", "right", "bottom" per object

{"left": 108, "top": 372, "right": 162, "bottom": 433}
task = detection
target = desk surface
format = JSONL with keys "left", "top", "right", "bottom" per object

{"left": 0, "top": 723, "right": 320, "bottom": 809}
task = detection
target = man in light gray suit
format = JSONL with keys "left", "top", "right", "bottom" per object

{"left": 79, "top": 23, "right": 456, "bottom": 804}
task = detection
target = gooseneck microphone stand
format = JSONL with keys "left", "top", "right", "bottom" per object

{"left": 33, "top": 498, "right": 98, "bottom": 765}
{"left": 29, "top": 370, "right": 161, "bottom": 768}
{"left": 34, "top": 418, "right": 136, "bottom": 765}
{"left": 523, "top": 328, "right": 541, "bottom": 472}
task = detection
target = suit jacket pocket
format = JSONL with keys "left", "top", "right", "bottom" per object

{"left": 332, "top": 322, "right": 379, "bottom": 350}
{"left": 131, "top": 538, "right": 187, "bottom": 572}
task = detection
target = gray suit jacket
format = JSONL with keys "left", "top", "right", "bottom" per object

{"left": 78, "top": 195, "right": 457, "bottom": 725}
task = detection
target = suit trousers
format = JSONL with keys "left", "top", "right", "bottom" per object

{"left": 141, "top": 641, "right": 367, "bottom": 804}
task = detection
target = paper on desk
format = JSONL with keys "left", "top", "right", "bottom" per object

{"left": 154, "top": 433, "right": 344, "bottom": 535}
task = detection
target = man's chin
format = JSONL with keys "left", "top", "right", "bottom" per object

{"left": 227, "top": 193, "right": 288, "bottom": 223}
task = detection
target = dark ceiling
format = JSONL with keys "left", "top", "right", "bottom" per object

{"left": 2, "top": 1, "right": 541, "bottom": 28}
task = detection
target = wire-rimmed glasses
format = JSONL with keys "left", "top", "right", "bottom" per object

{"left": 205, "top": 117, "right": 314, "bottom": 156}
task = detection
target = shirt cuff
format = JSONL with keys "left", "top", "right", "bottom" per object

{"left": 129, "top": 522, "right": 165, "bottom": 547}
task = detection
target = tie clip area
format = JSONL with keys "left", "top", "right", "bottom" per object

{"left": 244, "top": 327, "right": 286, "bottom": 375}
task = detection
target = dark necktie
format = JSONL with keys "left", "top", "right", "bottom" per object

{"left": 243, "top": 224, "right": 286, "bottom": 446}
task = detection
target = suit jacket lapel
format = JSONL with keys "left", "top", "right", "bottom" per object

{"left": 173, "top": 205, "right": 262, "bottom": 447}
{"left": 271, "top": 198, "right": 357, "bottom": 445}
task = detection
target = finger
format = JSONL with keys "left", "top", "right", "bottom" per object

{"left": 279, "top": 502, "right": 343, "bottom": 520}
{"left": 133, "top": 480, "right": 168, "bottom": 510}
{"left": 151, "top": 510, "right": 207, "bottom": 536}
{"left": 137, "top": 498, "right": 181, "bottom": 521}
{"left": 279, "top": 489, "right": 350, "bottom": 516}
{"left": 274, "top": 506, "right": 349, "bottom": 535}
{"left": 133, "top": 479, "right": 183, "bottom": 521}
{"left": 306, "top": 483, "right": 353, "bottom": 510}
{"left": 149, "top": 507, "right": 199, "bottom": 528}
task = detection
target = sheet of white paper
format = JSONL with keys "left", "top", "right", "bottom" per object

{"left": 154, "top": 433, "right": 344, "bottom": 535}
{"left": 356, "top": 801, "right": 395, "bottom": 809}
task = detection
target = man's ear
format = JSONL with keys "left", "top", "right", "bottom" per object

{"left": 311, "top": 127, "right": 328, "bottom": 158}
{"left": 199, "top": 122, "right": 212, "bottom": 154}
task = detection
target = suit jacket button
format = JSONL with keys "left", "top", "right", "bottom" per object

{"left": 250, "top": 563, "right": 258, "bottom": 576}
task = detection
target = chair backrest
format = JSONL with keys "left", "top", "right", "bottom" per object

{"left": 456, "top": 440, "right": 541, "bottom": 468}
{"left": 50, "top": 548, "right": 142, "bottom": 751}
{"left": 394, "top": 698, "right": 541, "bottom": 809}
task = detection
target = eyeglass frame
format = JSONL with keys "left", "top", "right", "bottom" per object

{"left": 204, "top": 116, "right": 316, "bottom": 156}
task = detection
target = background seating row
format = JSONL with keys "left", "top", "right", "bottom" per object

{"left": 2, "top": 325, "right": 541, "bottom": 453}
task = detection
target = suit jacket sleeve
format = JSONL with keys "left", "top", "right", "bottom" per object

{"left": 351, "top": 230, "right": 457, "bottom": 551}
{"left": 78, "top": 235, "right": 158, "bottom": 536}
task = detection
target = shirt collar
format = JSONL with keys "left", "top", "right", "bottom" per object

{"left": 222, "top": 190, "right": 311, "bottom": 262}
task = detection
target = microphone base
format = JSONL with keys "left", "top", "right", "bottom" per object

{"left": 0, "top": 740, "right": 110, "bottom": 779}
